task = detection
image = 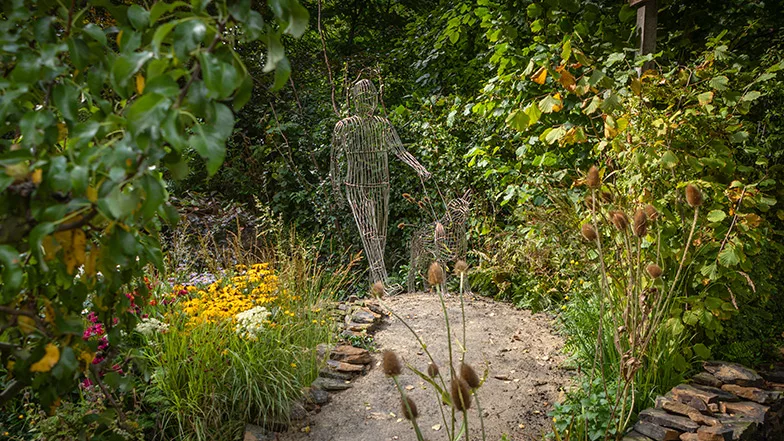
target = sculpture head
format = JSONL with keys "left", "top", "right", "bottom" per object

{"left": 350, "top": 79, "right": 378, "bottom": 116}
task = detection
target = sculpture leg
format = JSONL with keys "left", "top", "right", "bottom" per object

{"left": 346, "top": 184, "right": 388, "bottom": 284}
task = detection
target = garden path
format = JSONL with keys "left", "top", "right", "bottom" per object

{"left": 278, "top": 292, "right": 570, "bottom": 441}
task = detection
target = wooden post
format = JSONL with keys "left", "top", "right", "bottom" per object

{"left": 629, "top": 0, "right": 657, "bottom": 72}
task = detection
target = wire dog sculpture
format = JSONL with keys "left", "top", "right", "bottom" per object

{"left": 407, "top": 190, "right": 471, "bottom": 293}
{"left": 330, "top": 79, "right": 431, "bottom": 286}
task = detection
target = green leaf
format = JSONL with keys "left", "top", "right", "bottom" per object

{"left": 152, "top": 20, "right": 179, "bottom": 56}
{"left": 741, "top": 91, "right": 761, "bottom": 102}
{"left": 173, "top": 19, "right": 206, "bottom": 61}
{"left": 199, "top": 53, "right": 241, "bottom": 99}
{"left": 527, "top": 3, "right": 543, "bottom": 18}
{"left": 232, "top": 74, "right": 252, "bottom": 110}
{"left": 544, "top": 127, "right": 567, "bottom": 145}
{"left": 139, "top": 174, "right": 166, "bottom": 219}
{"left": 263, "top": 31, "right": 285, "bottom": 73}
{"left": 706, "top": 210, "right": 727, "bottom": 223}
{"left": 605, "top": 52, "right": 624, "bottom": 67}
{"left": 530, "top": 19, "right": 543, "bottom": 33}
{"left": 709, "top": 76, "right": 729, "bottom": 90}
{"left": 561, "top": 38, "right": 571, "bottom": 62}
{"left": 538, "top": 95, "right": 561, "bottom": 113}
{"left": 271, "top": 57, "right": 291, "bottom": 91}
{"left": 583, "top": 96, "right": 601, "bottom": 114}
{"left": 697, "top": 91, "right": 714, "bottom": 106}
{"left": 127, "top": 5, "right": 150, "bottom": 30}
{"left": 162, "top": 111, "right": 187, "bottom": 152}
{"left": 52, "top": 83, "right": 79, "bottom": 125}
{"left": 111, "top": 51, "right": 153, "bottom": 97}
{"left": 150, "top": 1, "right": 187, "bottom": 22}
{"left": 0, "top": 245, "right": 23, "bottom": 297}
{"left": 660, "top": 150, "right": 679, "bottom": 168}
{"left": 284, "top": 0, "right": 309, "bottom": 38}
{"left": 82, "top": 23, "right": 107, "bottom": 46}
{"left": 524, "top": 102, "right": 541, "bottom": 126}
{"left": 505, "top": 109, "right": 529, "bottom": 131}
{"left": 126, "top": 93, "right": 171, "bottom": 135}
{"left": 693, "top": 343, "right": 711, "bottom": 360}
{"left": 718, "top": 244, "right": 741, "bottom": 267}
{"left": 729, "top": 131, "right": 749, "bottom": 144}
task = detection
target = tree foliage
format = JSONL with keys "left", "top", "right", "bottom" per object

{"left": 0, "top": 0, "right": 308, "bottom": 409}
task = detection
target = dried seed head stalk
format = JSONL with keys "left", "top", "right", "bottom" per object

{"left": 371, "top": 281, "right": 385, "bottom": 298}
{"left": 644, "top": 204, "right": 658, "bottom": 221}
{"left": 460, "top": 362, "right": 481, "bottom": 389}
{"left": 586, "top": 165, "right": 601, "bottom": 189}
{"left": 382, "top": 350, "right": 403, "bottom": 377}
{"left": 602, "top": 191, "right": 614, "bottom": 203}
{"left": 450, "top": 377, "right": 472, "bottom": 411}
{"left": 685, "top": 184, "right": 703, "bottom": 208}
{"left": 401, "top": 396, "right": 418, "bottom": 420}
{"left": 646, "top": 264, "right": 662, "bottom": 279}
{"left": 397, "top": 222, "right": 405, "bottom": 229}
{"left": 633, "top": 208, "right": 648, "bottom": 237}
{"left": 610, "top": 210, "right": 629, "bottom": 231}
{"left": 427, "top": 262, "right": 444, "bottom": 286}
{"left": 581, "top": 223, "right": 598, "bottom": 241}
{"left": 454, "top": 260, "right": 468, "bottom": 275}
{"left": 427, "top": 362, "right": 440, "bottom": 378}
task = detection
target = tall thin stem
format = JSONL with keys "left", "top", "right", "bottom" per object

{"left": 393, "top": 376, "right": 425, "bottom": 441}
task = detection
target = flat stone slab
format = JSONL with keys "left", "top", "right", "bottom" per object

{"left": 721, "top": 384, "right": 780, "bottom": 404}
{"left": 696, "top": 424, "right": 733, "bottom": 441}
{"left": 692, "top": 372, "right": 723, "bottom": 388}
{"left": 244, "top": 424, "right": 275, "bottom": 441}
{"left": 329, "top": 345, "right": 371, "bottom": 365}
{"left": 326, "top": 359, "right": 364, "bottom": 373}
{"left": 639, "top": 408, "right": 699, "bottom": 432}
{"left": 720, "top": 400, "right": 770, "bottom": 423}
{"left": 633, "top": 421, "right": 681, "bottom": 441}
{"left": 623, "top": 430, "right": 655, "bottom": 440}
{"left": 703, "top": 361, "right": 763, "bottom": 387}
{"left": 672, "top": 384, "right": 737, "bottom": 405}
{"left": 311, "top": 377, "right": 353, "bottom": 391}
{"left": 351, "top": 308, "right": 378, "bottom": 324}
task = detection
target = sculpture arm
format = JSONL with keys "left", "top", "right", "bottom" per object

{"left": 330, "top": 126, "right": 345, "bottom": 207}
{"left": 386, "top": 122, "right": 431, "bottom": 180}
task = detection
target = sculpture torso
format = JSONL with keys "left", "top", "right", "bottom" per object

{"left": 333, "top": 115, "right": 392, "bottom": 187}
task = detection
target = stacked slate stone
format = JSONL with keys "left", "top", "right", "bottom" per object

{"left": 624, "top": 361, "right": 784, "bottom": 441}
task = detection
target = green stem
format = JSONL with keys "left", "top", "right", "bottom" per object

{"left": 435, "top": 282, "right": 457, "bottom": 438}
{"left": 473, "top": 390, "right": 486, "bottom": 441}
{"left": 459, "top": 277, "right": 467, "bottom": 364}
{"left": 393, "top": 376, "right": 425, "bottom": 441}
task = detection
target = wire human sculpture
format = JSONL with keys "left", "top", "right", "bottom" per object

{"left": 331, "top": 79, "right": 431, "bottom": 286}
{"left": 407, "top": 191, "right": 471, "bottom": 293}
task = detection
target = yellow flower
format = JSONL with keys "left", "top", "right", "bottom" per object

{"left": 290, "top": 363, "right": 297, "bottom": 368}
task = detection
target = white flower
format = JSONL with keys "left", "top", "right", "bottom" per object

{"left": 135, "top": 318, "right": 169, "bottom": 337}
{"left": 234, "top": 306, "right": 271, "bottom": 340}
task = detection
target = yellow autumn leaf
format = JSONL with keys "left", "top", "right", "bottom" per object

{"left": 556, "top": 67, "right": 576, "bottom": 92}
{"left": 55, "top": 229, "right": 87, "bottom": 274}
{"left": 84, "top": 246, "right": 100, "bottom": 279}
{"left": 30, "top": 344, "right": 60, "bottom": 373}
{"left": 631, "top": 78, "right": 642, "bottom": 96}
{"left": 57, "top": 123, "right": 68, "bottom": 141}
{"left": 86, "top": 185, "right": 98, "bottom": 203}
{"left": 531, "top": 66, "right": 548, "bottom": 85}
{"left": 552, "top": 93, "right": 563, "bottom": 112}
{"left": 116, "top": 30, "right": 124, "bottom": 47}
{"left": 31, "top": 169, "right": 42, "bottom": 184}
{"left": 18, "top": 316, "right": 36, "bottom": 334}
{"left": 135, "top": 73, "right": 145, "bottom": 94}
{"left": 78, "top": 349, "right": 95, "bottom": 366}
{"left": 43, "top": 235, "right": 61, "bottom": 261}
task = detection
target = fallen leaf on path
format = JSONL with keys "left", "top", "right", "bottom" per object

{"left": 432, "top": 424, "right": 441, "bottom": 431}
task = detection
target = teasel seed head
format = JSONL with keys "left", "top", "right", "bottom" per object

{"left": 633, "top": 209, "right": 648, "bottom": 237}
{"left": 450, "top": 377, "right": 472, "bottom": 411}
{"left": 610, "top": 210, "right": 629, "bottom": 231}
{"left": 382, "top": 350, "right": 403, "bottom": 377}
{"left": 646, "top": 264, "right": 662, "bottom": 279}
{"left": 371, "top": 281, "right": 385, "bottom": 298}
{"left": 601, "top": 191, "right": 614, "bottom": 203}
{"left": 402, "top": 193, "right": 413, "bottom": 202}
{"left": 581, "top": 223, "right": 598, "bottom": 241}
{"left": 584, "top": 194, "right": 596, "bottom": 209}
{"left": 460, "top": 362, "right": 481, "bottom": 389}
{"left": 417, "top": 201, "right": 426, "bottom": 209}
{"left": 427, "top": 262, "right": 444, "bottom": 286}
{"left": 586, "top": 166, "right": 601, "bottom": 189}
{"left": 644, "top": 204, "right": 658, "bottom": 221}
{"left": 685, "top": 184, "right": 703, "bottom": 208}
{"left": 427, "top": 362, "right": 440, "bottom": 378}
{"left": 397, "top": 222, "right": 405, "bottom": 229}
{"left": 454, "top": 260, "right": 468, "bottom": 275}
{"left": 401, "top": 396, "right": 418, "bottom": 420}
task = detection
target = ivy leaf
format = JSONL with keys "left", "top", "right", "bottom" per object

{"left": 706, "top": 210, "right": 727, "bottom": 223}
